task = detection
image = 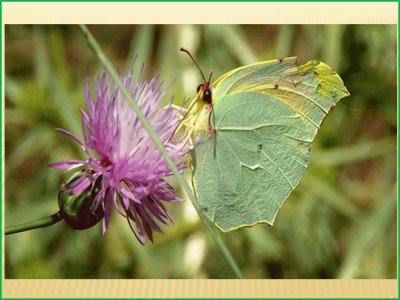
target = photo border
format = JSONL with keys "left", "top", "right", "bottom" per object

{"left": 2, "top": 1, "right": 398, "bottom": 298}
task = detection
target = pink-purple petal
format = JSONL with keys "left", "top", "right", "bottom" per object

{"left": 56, "top": 128, "right": 88, "bottom": 153}
{"left": 69, "top": 176, "right": 92, "bottom": 195}
{"left": 102, "top": 189, "right": 113, "bottom": 235}
{"left": 51, "top": 65, "right": 189, "bottom": 244}
{"left": 48, "top": 160, "right": 85, "bottom": 170}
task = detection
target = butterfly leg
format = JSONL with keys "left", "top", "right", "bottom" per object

{"left": 207, "top": 104, "right": 216, "bottom": 137}
{"left": 171, "top": 104, "right": 188, "bottom": 114}
{"left": 166, "top": 100, "right": 197, "bottom": 143}
{"left": 182, "top": 126, "right": 194, "bottom": 148}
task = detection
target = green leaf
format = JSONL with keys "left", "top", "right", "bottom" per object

{"left": 127, "top": 25, "right": 154, "bottom": 75}
{"left": 205, "top": 25, "right": 257, "bottom": 65}
{"left": 313, "top": 136, "right": 396, "bottom": 166}
{"left": 276, "top": 25, "right": 295, "bottom": 58}
{"left": 191, "top": 57, "right": 349, "bottom": 232}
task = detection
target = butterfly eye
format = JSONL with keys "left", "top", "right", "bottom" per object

{"left": 203, "top": 88, "right": 212, "bottom": 104}
{"left": 197, "top": 84, "right": 204, "bottom": 93}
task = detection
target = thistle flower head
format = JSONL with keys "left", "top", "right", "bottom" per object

{"left": 50, "top": 65, "right": 189, "bottom": 244}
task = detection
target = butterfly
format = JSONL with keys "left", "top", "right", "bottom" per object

{"left": 178, "top": 48, "right": 349, "bottom": 232}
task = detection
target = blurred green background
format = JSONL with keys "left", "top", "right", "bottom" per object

{"left": 5, "top": 25, "right": 397, "bottom": 279}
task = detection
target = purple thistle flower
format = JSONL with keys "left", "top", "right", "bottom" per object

{"left": 50, "top": 65, "right": 189, "bottom": 244}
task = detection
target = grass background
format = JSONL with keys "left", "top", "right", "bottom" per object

{"left": 5, "top": 25, "right": 397, "bottom": 279}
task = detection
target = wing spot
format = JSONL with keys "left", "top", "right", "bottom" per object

{"left": 293, "top": 80, "right": 300, "bottom": 87}
{"left": 257, "top": 144, "right": 263, "bottom": 153}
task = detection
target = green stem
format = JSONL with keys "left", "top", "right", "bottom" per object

{"left": 5, "top": 212, "right": 63, "bottom": 235}
{"left": 79, "top": 25, "right": 242, "bottom": 279}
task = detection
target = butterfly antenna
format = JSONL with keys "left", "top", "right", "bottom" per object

{"left": 180, "top": 47, "right": 207, "bottom": 83}
{"left": 207, "top": 69, "right": 213, "bottom": 83}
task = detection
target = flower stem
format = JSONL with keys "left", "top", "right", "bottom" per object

{"left": 5, "top": 212, "right": 63, "bottom": 235}
{"left": 79, "top": 25, "right": 243, "bottom": 279}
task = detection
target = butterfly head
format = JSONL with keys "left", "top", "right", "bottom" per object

{"left": 180, "top": 47, "right": 214, "bottom": 106}
{"left": 180, "top": 47, "right": 216, "bottom": 139}
{"left": 196, "top": 70, "right": 213, "bottom": 105}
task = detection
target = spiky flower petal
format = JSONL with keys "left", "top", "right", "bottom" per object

{"left": 51, "top": 66, "right": 189, "bottom": 244}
